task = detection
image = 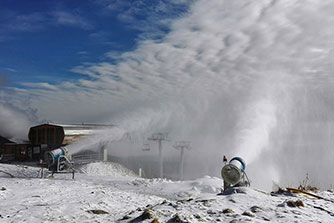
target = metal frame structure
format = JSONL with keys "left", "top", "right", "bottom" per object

{"left": 148, "top": 133, "right": 169, "bottom": 178}
{"left": 173, "top": 141, "right": 191, "bottom": 180}
{"left": 40, "top": 155, "right": 75, "bottom": 179}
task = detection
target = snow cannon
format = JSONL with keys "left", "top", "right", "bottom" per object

{"left": 221, "top": 157, "right": 246, "bottom": 186}
{"left": 46, "top": 147, "right": 70, "bottom": 169}
{"left": 41, "top": 147, "right": 74, "bottom": 179}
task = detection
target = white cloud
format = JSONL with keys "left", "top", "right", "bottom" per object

{"left": 10, "top": 0, "right": 334, "bottom": 124}
{"left": 60, "top": 81, "right": 77, "bottom": 89}
{"left": 77, "top": 51, "right": 89, "bottom": 55}
{"left": 4, "top": 68, "right": 17, "bottom": 72}
{"left": 95, "top": 0, "right": 192, "bottom": 40}
{"left": 0, "top": 9, "right": 93, "bottom": 41}
{"left": 0, "top": 103, "right": 34, "bottom": 140}
{"left": 105, "top": 51, "right": 122, "bottom": 60}
{"left": 1, "top": 12, "right": 45, "bottom": 32}
{"left": 52, "top": 11, "right": 93, "bottom": 30}
{"left": 21, "top": 82, "right": 58, "bottom": 90}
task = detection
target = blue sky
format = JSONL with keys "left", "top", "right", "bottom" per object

{"left": 0, "top": 0, "right": 191, "bottom": 86}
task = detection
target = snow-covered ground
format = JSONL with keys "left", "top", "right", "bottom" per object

{"left": 1, "top": 162, "right": 334, "bottom": 222}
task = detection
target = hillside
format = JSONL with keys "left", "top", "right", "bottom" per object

{"left": 1, "top": 163, "right": 334, "bottom": 222}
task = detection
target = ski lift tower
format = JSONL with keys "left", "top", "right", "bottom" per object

{"left": 173, "top": 141, "right": 191, "bottom": 180}
{"left": 148, "top": 133, "right": 169, "bottom": 178}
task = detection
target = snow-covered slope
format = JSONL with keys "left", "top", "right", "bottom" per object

{"left": 1, "top": 163, "right": 334, "bottom": 222}
{"left": 79, "top": 162, "right": 138, "bottom": 177}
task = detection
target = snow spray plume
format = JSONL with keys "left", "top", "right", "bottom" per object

{"left": 235, "top": 98, "right": 277, "bottom": 164}
{"left": 0, "top": 77, "right": 35, "bottom": 141}
{"left": 9, "top": 0, "right": 334, "bottom": 189}
{"left": 70, "top": 0, "right": 334, "bottom": 188}
{"left": 68, "top": 105, "right": 175, "bottom": 155}
{"left": 0, "top": 103, "right": 32, "bottom": 140}
{"left": 275, "top": 86, "right": 334, "bottom": 190}
{"left": 68, "top": 127, "right": 127, "bottom": 155}
{"left": 232, "top": 75, "right": 294, "bottom": 189}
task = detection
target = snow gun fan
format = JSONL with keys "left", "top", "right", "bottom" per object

{"left": 221, "top": 157, "right": 250, "bottom": 189}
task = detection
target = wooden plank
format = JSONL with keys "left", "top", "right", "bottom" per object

{"left": 286, "top": 187, "right": 324, "bottom": 200}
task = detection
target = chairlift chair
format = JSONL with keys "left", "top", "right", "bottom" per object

{"left": 142, "top": 143, "right": 150, "bottom": 151}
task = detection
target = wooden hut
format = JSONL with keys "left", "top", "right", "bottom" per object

{"left": 0, "top": 136, "right": 14, "bottom": 162}
{"left": 28, "top": 123, "right": 114, "bottom": 148}
{"left": 0, "top": 123, "right": 113, "bottom": 163}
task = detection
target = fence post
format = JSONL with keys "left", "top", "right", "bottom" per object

{"left": 103, "top": 148, "right": 108, "bottom": 162}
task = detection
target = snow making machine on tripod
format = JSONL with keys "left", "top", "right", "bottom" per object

{"left": 40, "top": 147, "right": 75, "bottom": 179}
{"left": 221, "top": 156, "right": 250, "bottom": 191}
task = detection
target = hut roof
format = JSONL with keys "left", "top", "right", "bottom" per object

{"left": 29, "top": 123, "right": 115, "bottom": 145}
{"left": 0, "top": 135, "right": 13, "bottom": 147}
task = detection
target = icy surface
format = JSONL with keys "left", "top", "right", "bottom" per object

{"left": 1, "top": 163, "right": 334, "bottom": 222}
